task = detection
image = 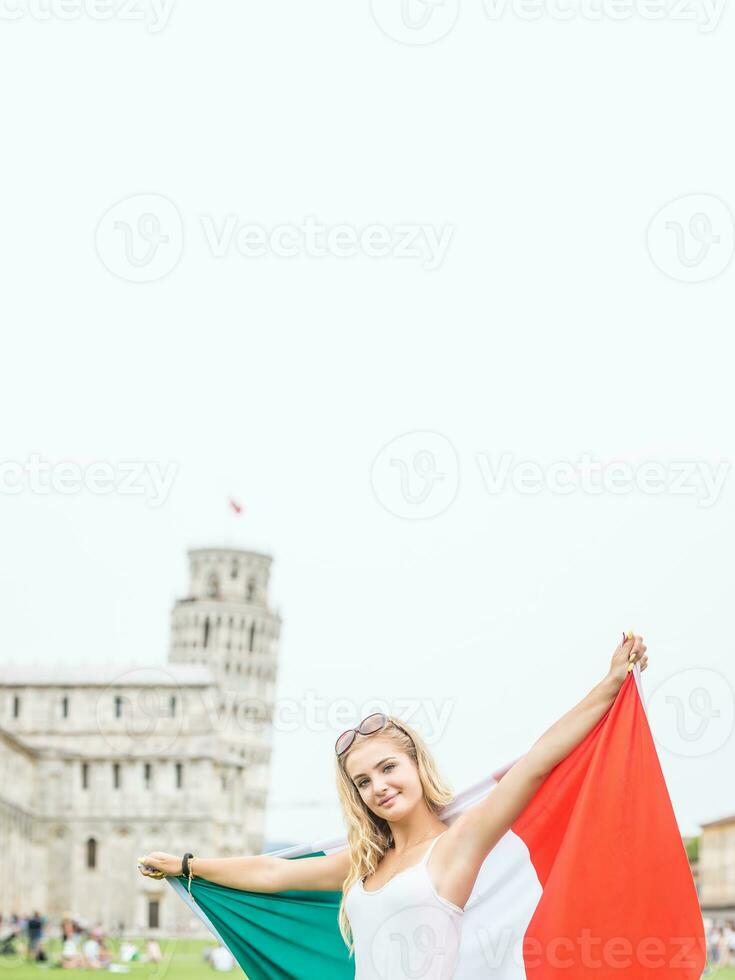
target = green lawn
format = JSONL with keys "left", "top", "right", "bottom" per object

{"left": 2, "top": 937, "right": 244, "bottom": 980}
{"left": 5, "top": 936, "right": 734, "bottom": 979}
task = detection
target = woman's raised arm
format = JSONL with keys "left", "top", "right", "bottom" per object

{"left": 444, "top": 633, "right": 648, "bottom": 871}
{"left": 138, "top": 846, "right": 351, "bottom": 893}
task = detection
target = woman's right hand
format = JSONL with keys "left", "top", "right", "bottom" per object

{"left": 137, "top": 852, "right": 183, "bottom": 878}
{"left": 607, "top": 632, "right": 648, "bottom": 691}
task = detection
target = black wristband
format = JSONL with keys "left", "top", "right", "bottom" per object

{"left": 182, "top": 852, "right": 194, "bottom": 878}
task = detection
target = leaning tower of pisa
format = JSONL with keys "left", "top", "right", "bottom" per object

{"left": 168, "top": 547, "right": 282, "bottom": 852}
{"left": 0, "top": 544, "right": 282, "bottom": 934}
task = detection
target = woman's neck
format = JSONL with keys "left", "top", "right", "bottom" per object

{"left": 387, "top": 814, "right": 446, "bottom": 854}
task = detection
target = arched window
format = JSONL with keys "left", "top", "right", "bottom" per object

{"left": 114, "top": 696, "right": 123, "bottom": 719}
{"left": 12, "top": 696, "right": 20, "bottom": 718}
{"left": 144, "top": 763, "right": 152, "bottom": 789}
{"left": 203, "top": 617, "right": 210, "bottom": 649}
{"left": 230, "top": 559, "right": 239, "bottom": 580}
{"left": 248, "top": 622, "right": 256, "bottom": 653}
{"left": 81, "top": 762, "right": 89, "bottom": 789}
{"left": 86, "top": 837, "right": 97, "bottom": 869}
{"left": 112, "top": 763, "right": 121, "bottom": 789}
{"left": 61, "top": 696, "right": 69, "bottom": 719}
{"left": 175, "top": 762, "right": 183, "bottom": 789}
{"left": 169, "top": 695, "right": 176, "bottom": 717}
{"left": 246, "top": 578, "right": 256, "bottom": 602}
{"left": 207, "top": 572, "right": 219, "bottom": 598}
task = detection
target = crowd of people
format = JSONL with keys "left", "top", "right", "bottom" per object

{"left": 705, "top": 919, "right": 735, "bottom": 970}
{"left": 60, "top": 915, "right": 117, "bottom": 970}
{"left": 0, "top": 912, "right": 162, "bottom": 970}
{"left": 0, "top": 910, "right": 233, "bottom": 972}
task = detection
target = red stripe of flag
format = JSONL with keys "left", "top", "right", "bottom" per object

{"left": 507, "top": 673, "right": 705, "bottom": 978}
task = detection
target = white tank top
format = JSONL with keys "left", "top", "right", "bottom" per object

{"left": 344, "top": 830, "right": 464, "bottom": 980}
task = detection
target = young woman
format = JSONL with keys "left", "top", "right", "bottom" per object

{"left": 139, "top": 631, "right": 648, "bottom": 977}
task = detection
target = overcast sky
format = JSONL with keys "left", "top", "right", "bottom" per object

{"left": 1, "top": 0, "right": 733, "bottom": 847}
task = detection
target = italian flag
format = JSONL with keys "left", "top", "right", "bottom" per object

{"left": 168, "top": 666, "right": 705, "bottom": 978}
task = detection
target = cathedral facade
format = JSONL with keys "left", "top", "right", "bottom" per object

{"left": 0, "top": 546, "right": 281, "bottom": 935}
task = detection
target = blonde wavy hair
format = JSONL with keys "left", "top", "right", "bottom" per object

{"left": 334, "top": 715, "right": 454, "bottom": 956}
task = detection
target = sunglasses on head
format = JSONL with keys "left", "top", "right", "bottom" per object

{"left": 335, "top": 712, "right": 409, "bottom": 756}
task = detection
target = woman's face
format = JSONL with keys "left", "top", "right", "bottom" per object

{"left": 344, "top": 736, "right": 421, "bottom": 818}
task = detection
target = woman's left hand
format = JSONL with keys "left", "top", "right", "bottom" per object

{"left": 607, "top": 632, "right": 648, "bottom": 691}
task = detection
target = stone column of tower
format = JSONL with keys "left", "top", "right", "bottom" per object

{"left": 168, "top": 548, "right": 281, "bottom": 852}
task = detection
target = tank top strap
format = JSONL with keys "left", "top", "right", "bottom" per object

{"left": 420, "top": 830, "right": 447, "bottom": 865}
